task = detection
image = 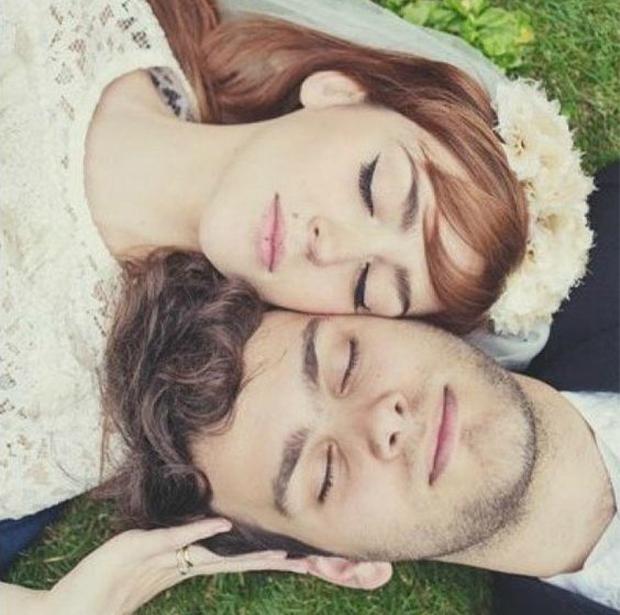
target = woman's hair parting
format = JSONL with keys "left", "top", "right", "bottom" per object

{"left": 147, "top": 0, "right": 529, "bottom": 333}
{"left": 101, "top": 251, "right": 330, "bottom": 558}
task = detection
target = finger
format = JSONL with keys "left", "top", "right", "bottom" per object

{"left": 188, "top": 546, "right": 288, "bottom": 567}
{"left": 152, "top": 518, "right": 233, "bottom": 552}
{"left": 163, "top": 553, "right": 307, "bottom": 593}
{"left": 192, "top": 557, "right": 309, "bottom": 576}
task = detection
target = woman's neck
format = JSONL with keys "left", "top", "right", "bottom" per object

{"left": 84, "top": 70, "right": 258, "bottom": 258}
{"left": 440, "top": 377, "right": 615, "bottom": 578}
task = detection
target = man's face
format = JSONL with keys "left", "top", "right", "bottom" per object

{"left": 194, "top": 313, "right": 536, "bottom": 561}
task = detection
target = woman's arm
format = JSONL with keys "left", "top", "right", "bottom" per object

{"left": 0, "top": 583, "right": 48, "bottom": 615}
{"left": 0, "top": 519, "right": 307, "bottom": 615}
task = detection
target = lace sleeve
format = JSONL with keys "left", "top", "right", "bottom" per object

{"left": 1, "top": 0, "right": 187, "bottom": 520}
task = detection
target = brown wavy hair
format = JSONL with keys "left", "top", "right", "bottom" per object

{"left": 145, "top": 0, "right": 528, "bottom": 332}
{"left": 101, "top": 251, "right": 332, "bottom": 557}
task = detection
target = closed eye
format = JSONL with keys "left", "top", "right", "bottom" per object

{"left": 341, "top": 338, "right": 359, "bottom": 393}
{"left": 318, "top": 444, "right": 334, "bottom": 503}
{"left": 359, "top": 154, "right": 379, "bottom": 216}
{"left": 353, "top": 263, "right": 370, "bottom": 311}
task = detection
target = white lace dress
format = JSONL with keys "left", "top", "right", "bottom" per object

{"left": 0, "top": 0, "right": 197, "bottom": 521}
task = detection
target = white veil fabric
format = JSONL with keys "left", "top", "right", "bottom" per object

{"left": 216, "top": 0, "right": 551, "bottom": 370}
{"left": 217, "top": 0, "right": 506, "bottom": 98}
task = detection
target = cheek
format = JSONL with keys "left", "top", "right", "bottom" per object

{"left": 477, "top": 405, "right": 532, "bottom": 484}
{"left": 447, "top": 391, "right": 532, "bottom": 498}
{"left": 256, "top": 268, "right": 351, "bottom": 313}
{"left": 318, "top": 465, "right": 412, "bottom": 550}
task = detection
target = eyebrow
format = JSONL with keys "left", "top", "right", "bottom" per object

{"left": 273, "top": 427, "right": 310, "bottom": 517}
{"left": 399, "top": 144, "right": 420, "bottom": 232}
{"left": 272, "top": 317, "right": 323, "bottom": 517}
{"left": 302, "top": 317, "right": 321, "bottom": 389}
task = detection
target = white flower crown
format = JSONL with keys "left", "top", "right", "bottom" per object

{"left": 488, "top": 79, "right": 594, "bottom": 336}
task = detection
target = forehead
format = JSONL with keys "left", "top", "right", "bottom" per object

{"left": 326, "top": 105, "right": 462, "bottom": 168}
{"left": 296, "top": 104, "right": 425, "bottom": 156}
{"left": 194, "top": 312, "right": 312, "bottom": 524}
{"left": 244, "top": 311, "right": 407, "bottom": 366}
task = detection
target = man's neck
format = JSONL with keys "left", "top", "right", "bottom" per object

{"left": 440, "top": 377, "right": 615, "bottom": 577}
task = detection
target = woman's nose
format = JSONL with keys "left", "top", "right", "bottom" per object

{"left": 307, "top": 216, "right": 367, "bottom": 266}
{"left": 367, "top": 392, "right": 409, "bottom": 461}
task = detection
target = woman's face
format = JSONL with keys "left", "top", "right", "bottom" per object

{"left": 199, "top": 73, "right": 480, "bottom": 317}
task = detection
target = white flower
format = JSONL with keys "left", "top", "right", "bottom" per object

{"left": 529, "top": 152, "right": 594, "bottom": 211}
{"left": 490, "top": 80, "right": 594, "bottom": 336}
{"left": 495, "top": 80, "right": 569, "bottom": 181}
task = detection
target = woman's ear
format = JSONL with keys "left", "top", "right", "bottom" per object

{"left": 303, "top": 556, "right": 392, "bottom": 590}
{"left": 299, "top": 71, "right": 367, "bottom": 109}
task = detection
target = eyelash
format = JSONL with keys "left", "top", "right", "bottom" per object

{"left": 354, "top": 262, "right": 370, "bottom": 311}
{"left": 358, "top": 155, "right": 379, "bottom": 216}
{"left": 340, "top": 338, "right": 359, "bottom": 393}
{"left": 319, "top": 444, "right": 334, "bottom": 503}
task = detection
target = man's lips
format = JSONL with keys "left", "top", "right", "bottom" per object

{"left": 428, "top": 386, "right": 458, "bottom": 485}
{"left": 257, "top": 193, "right": 285, "bottom": 272}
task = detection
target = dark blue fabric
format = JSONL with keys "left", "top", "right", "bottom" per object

{"left": 525, "top": 161, "right": 619, "bottom": 392}
{"left": 493, "top": 574, "right": 619, "bottom": 615}
{"left": 0, "top": 502, "right": 67, "bottom": 578}
{"left": 493, "top": 162, "right": 620, "bottom": 615}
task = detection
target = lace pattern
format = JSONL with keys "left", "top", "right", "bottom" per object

{"left": 0, "top": 0, "right": 196, "bottom": 520}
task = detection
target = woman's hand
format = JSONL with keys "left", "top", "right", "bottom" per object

{"left": 29, "top": 518, "right": 307, "bottom": 615}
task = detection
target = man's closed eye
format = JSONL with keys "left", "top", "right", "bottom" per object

{"left": 341, "top": 338, "right": 359, "bottom": 393}
{"left": 318, "top": 443, "right": 334, "bottom": 503}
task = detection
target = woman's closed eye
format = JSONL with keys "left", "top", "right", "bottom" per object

{"left": 353, "top": 262, "right": 370, "bottom": 311}
{"left": 359, "top": 154, "right": 379, "bottom": 216}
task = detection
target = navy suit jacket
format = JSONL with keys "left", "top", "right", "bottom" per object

{"left": 493, "top": 162, "right": 619, "bottom": 615}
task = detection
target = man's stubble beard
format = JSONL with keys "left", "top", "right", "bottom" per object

{"left": 367, "top": 339, "right": 539, "bottom": 563}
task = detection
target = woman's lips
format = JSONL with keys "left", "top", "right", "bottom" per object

{"left": 428, "top": 386, "right": 458, "bottom": 485}
{"left": 257, "top": 193, "right": 285, "bottom": 272}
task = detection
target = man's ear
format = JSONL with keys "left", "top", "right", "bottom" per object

{"left": 299, "top": 71, "right": 367, "bottom": 109}
{"left": 303, "top": 556, "right": 392, "bottom": 590}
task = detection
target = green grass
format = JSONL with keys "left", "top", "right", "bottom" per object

{"left": 5, "top": 1, "right": 619, "bottom": 613}
{"left": 7, "top": 499, "right": 490, "bottom": 615}
{"left": 498, "top": 0, "right": 619, "bottom": 173}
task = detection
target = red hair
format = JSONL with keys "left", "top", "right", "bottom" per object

{"left": 147, "top": 0, "right": 528, "bottom": 332}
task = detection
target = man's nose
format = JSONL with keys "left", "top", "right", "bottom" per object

{"left": 366, "top": 392, "right": 409, "bottom": 461}
{"left": 307, "top": 216, "right": 369, "bottom": 266}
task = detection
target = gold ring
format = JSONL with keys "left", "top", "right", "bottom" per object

{"left": 176, "top": 545, "right": 194, "bottom": 576}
